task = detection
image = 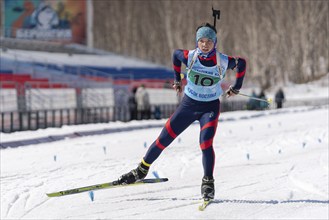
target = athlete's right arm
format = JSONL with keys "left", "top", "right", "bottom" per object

{"left": 172, "top": 49, "right": 189, "bottom": 82}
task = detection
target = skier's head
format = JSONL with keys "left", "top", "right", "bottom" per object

{"left": 196, "top": 23, "right": 217, "bottom": 55}
{"left": 196, "top": 23, "right": 217, "bottom": 42}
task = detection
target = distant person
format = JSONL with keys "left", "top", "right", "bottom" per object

{"left": 258, "top": 90, "right": 268, "bottom": 110}
{"left": 247, "top": 90, "right": 258, "bottom": 110}
{"left": 135, "top": 84, "right": 151, "bottom": 120}
{"left": 128, "top": 87, "right": 138, "bottom": 120}
{"left": 153, "top": 105, "right": 162, "bottom": 120}
{"left": 163, "top": 80, "right": 172, "bottom": 89}
{"left": 275, "top": 88, "right": 285, "bottom": 109}
{"left": 115, "top": 22, "right": 246, "bottom": 202}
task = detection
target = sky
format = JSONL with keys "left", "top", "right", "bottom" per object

{"left": 1, "top": 104, "right": 328, "bottom": 220}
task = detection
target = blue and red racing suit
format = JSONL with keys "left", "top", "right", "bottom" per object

{"left": 143, "top": 49, "right": 246, "bottom": 178}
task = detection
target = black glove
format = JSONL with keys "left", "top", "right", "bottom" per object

{"left": 225, "top": 85, "right": 239, "bottom": 97}
{"left": 172, "top": 81, "right": 182, "bottom": 93}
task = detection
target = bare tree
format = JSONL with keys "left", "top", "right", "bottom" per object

{"left": 92, "top": 0, "right": 328, "bottom": 87}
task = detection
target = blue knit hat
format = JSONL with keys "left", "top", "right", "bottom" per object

{"left": 196, "top": 26, "right": 217, "bottom": 43}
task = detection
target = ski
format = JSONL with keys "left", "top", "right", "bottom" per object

{"left": 46, "top": 178, "right": 168, "bottom": 197}
{"left": 198, "top": 199, "right": 213, "bottom": 211}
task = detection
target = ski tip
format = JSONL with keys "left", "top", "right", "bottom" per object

{"left": 198, "top": 199, "right": 213, "bottom": 211}
{"left": 46, "top": 192, "right": 60, "bottom": 197}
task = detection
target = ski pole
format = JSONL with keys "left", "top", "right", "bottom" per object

{"left": 238, "top": 92, "right": 272, "bottom": 104}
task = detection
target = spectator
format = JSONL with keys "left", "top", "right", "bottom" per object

{"left": 247, "top": 90, "right": 258, "bottom": 110}
{"left": 163, "top": 80, "right": 172, "bottom": 89}
{"left": 275, "top": 88, "right": 285, "bottom": 109}
{"left": 135, "top": 84, "right": 151, "bottom": 120}
{"left": 128, "top": 87, "right": 138, "bottom": 120}
{"left": 258, "top": 90, "right": 268, "bottom": 110}
{"left": 153, "top": 105, "right": 162, "bottom": 119}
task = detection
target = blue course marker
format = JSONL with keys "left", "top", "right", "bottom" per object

{"left": 89, "top": 191, "right": 94, "bottom": 201}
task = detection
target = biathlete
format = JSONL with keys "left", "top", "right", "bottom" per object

{"left": 117, "top": 22, "right": 246, "bottom": 200}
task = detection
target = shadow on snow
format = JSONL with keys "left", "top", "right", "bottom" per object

{"left": 125, "top": 197, "right": 329, "bottom": 204}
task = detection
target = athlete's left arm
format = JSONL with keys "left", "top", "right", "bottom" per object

{"left": 227, "top": 56, "right": 246, "bottom": 91}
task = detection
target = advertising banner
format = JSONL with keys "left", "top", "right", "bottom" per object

{"left": 3, "top": 0, "right": 86, "bottom": 44}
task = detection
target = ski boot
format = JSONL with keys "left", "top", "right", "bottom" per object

{"left": 116, "top": 162, "right": 149, "bottom": 185}
{"left": 201, "top": 176, "right": 215, "bottom": 200}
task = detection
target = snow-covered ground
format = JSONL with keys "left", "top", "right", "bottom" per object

{"left": 1, "top": 105, "right": 328, "bottom": 219}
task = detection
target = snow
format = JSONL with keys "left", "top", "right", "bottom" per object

{"left": 267, "top": 74, "right": 329, "bottom": 101}
{"left": 1, "top": 105, "right": 328, "bottom": 219}
{"left": 238, "top": 73, "right": 329, "bottom": 102}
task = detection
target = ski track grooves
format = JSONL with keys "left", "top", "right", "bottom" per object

{"left": 20, "top": 198, "right": 50, "bottom": 219}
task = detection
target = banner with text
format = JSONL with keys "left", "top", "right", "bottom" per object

{"left": 4, "top": 0, "right": 86, "bottom": 44}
